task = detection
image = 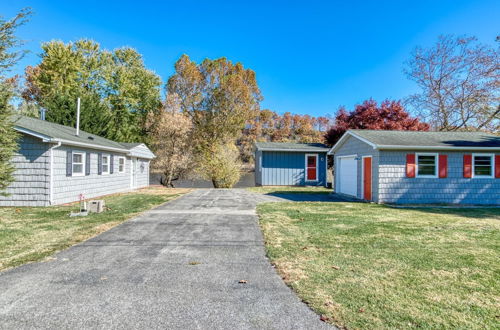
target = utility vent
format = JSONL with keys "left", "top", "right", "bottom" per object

{"left": 88, "top": 200, "right": 105, "bottom": 213}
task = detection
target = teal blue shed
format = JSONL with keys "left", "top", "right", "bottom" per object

{"left": 254, "top": 142, "right": 330, "bottom": 186}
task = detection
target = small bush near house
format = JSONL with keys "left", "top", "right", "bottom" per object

{"left": 198, "top": 143, "right": 242, "bottom": 188}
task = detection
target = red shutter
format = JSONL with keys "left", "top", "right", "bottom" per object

{"left": 495, "top": 155, "right": 500, "bottom": 178}
{"left": 406, "top": 154, "right": 415, "bottom": 178}
{"left": 438, "top": 155, "right": 448, "bottom": 178}
{"left": 463, "top": 154, "right": 472, "bottom": 178}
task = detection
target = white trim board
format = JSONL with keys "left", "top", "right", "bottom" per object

{"left": 415, "top": 152, "right": 439, "bottom": 178}
{"left": 472, "top": 153, "right": 495, "bottom": 179}
{"left": 305, "top": 153, "right": 319, "bottom": 182}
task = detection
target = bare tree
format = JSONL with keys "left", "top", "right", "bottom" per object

{"left": 145, "top": 94, "right": 193, "bottom": 187}
{"left": 405, "top": 35, "right": 499, "bottom": 131}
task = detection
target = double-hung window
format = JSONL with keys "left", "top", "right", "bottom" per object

{"left": 118, "top": 157, "right": 125, "bottom": 173}
{"left": 102, "top": 155, "right": 110, "bottom": 174}
{"left": 473, "top": 154, "right": 493, "bottom": 178}
{"left": 72, "top": 152, "right": 85, "bottom": 176}
{"left": 416, "top": 153, "right": 437, "bottom": 178}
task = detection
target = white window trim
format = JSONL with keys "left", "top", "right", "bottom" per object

{"left": 305, "top": 153, "right": 319, "bottom": 182}
{"left": 416, "top": 152, "right": 438, "bottom": 178}
{"left": 72, "top": 151, "right": 86, "bottom": 177}
{"left": 118, "top": 156, "right": 126, "bottom": 173}
{"left": 101, "top": 154, "right": 110, "bottom": 175}
{"left": 472, "top": 153, "right": 494, "bottom": 179}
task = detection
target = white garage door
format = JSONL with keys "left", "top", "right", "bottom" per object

{"left": 338, "top": 156, "right": 358, "bottom": 197}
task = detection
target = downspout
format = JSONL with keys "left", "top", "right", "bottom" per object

{"left": 49, "top": 141, "right": 62, "bottom": 205}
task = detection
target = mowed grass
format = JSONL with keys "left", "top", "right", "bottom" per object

{"left": 257, "top": 202, "right": 500, "bottom": 329}
{"left": 0, "top": 187, "right": 189, "bottom": 271}
{"left": 248, "top": 186, "right": 331, "bottom": 194}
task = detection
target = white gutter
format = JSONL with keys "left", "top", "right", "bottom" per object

{"left": 52, "top": 138, "right": 129, "bottom": 153}
{"left": 377, "top": 145, "right": 500, "bottom": 151}
{"left": 14, "top": 127, "right": 52, "bottom": 142}
{"left": 257, "top": 148, "right": 329, "bottom": 152}
{"left": 48, "top": 141, "right": 62, "bottom": 205}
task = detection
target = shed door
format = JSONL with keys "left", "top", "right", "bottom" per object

{"left": 338, "top": 156, "right": 358, "bottom": 197}
{"left": 306, "top": 154, "right": 318, "bottom": 181}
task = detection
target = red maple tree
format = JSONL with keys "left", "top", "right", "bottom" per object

{"left": 324, "top": 99, "right": 429, "bottom": 146}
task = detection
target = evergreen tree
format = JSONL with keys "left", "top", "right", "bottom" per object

{"left": 0, "top": 8, "right": 31, "bottom": 195}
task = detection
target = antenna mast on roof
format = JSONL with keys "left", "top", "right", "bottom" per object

{"left": 76, "top": 97, "right": 81, "bottom": 136}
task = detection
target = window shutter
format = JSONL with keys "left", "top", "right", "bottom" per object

{"left": 463, "top": 154, "right": 472, "bottom": 178}
{"left": 406, "top": 154, "right": 415, "bottom": 178}
{"left": 98, "top": 153, "right": 102, "bottom": 175}
{"left": 495, "top": 155, "right": 500, "bottom": 178}
{"left": 66, "top": 150, "right": 72, "bottom": 177}
{"left": 438, "top": 155, "right": 448, "bottom": 178}
{"left": 110, "top": 155, "right": 114, "bottom": 174}
{"left": 85, "top": 153, "right": 91, "bottom": 176}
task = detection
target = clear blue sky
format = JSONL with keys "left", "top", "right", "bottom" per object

{"left": 2, "top": 0, "right": 499, "bottom": 117}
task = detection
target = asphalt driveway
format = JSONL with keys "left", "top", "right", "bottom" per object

{"left": 0, "top": 189, "right": 331, "bottom": 329}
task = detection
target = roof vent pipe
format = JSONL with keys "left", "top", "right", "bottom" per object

{"left": 76, "top": 97, "right": 81, "bottom": 136}
{"left": 40, "top": 108, "right": 46, "bottom": 121}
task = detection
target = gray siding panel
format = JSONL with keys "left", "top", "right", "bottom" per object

{"left": 333, "top": 135, "right": 379, "bottom": 201}
{"left": 378, "top": 150, "right": 500, "bottom": 205}
{"left": 135, "top": 158, "right": 150, "bottom": 188}
{"left": 0, "top": 135, "right": 50, "bottom": 207}
{"left": 260, "top": 151, "right": 327, "bottom": 186}
{"left": 51, "top": 146, "right": 132, "bottom": 205}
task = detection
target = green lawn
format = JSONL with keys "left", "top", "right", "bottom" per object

{"left": 248, "top": 186, "right": 331, "bottom": 194}
{"left": 0, "top": 187, "right": 189, "bottom": 271}
{"left": 257, "top": 201, "right": 500, "bottom": 329}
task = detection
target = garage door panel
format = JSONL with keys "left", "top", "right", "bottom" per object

{"left": 338, "top": 156, "right": 358, "bottom": 197}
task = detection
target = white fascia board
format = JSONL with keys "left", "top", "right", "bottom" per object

{"left": 328, "top": 131, "right": 378, "bottom": 155}
{"left": 258, "top": 148, "right": 329, "bottom": 153}
{"left": 14, "top": 126, "right": 53, "bottom": 142}
{"left": 378, "top": 145, "right": 500, "bottom": 151}
{"left": 52, "top": 139, "right": 129, "bottom": 153}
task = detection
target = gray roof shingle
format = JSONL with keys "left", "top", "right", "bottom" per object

{"left": 350, "top": 129, "right": 500, "bottom": 148}
{"left": 13, "top": 115, "right": 128, "bottom": 151}
{"left": 255, "top": 142, "right": 329, "bottom": 152}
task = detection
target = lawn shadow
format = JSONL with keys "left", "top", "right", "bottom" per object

{"left": 265, "top": 192, "right": 357, "bottom": 202}
{"left": 389, "top": 205, "right": 500, "bottom": 219}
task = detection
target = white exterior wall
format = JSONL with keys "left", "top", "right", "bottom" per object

{"left": 0, "top": 135, "right": 50, "bottom": 207}
{"left": 51, "top": 146, "right": 143, "bottom": 205}
{"left": 132, "top": 158, "right": 150, "bottom": 189}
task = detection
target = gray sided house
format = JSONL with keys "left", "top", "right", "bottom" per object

{"left": 329, "top": 130, "right": 500, "bottom": 205}
{"left": 0, "top": 116, "right": 155, "bottom": 207}
{"left": 255, "top": 142, "right": 329, "bottom": 186}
